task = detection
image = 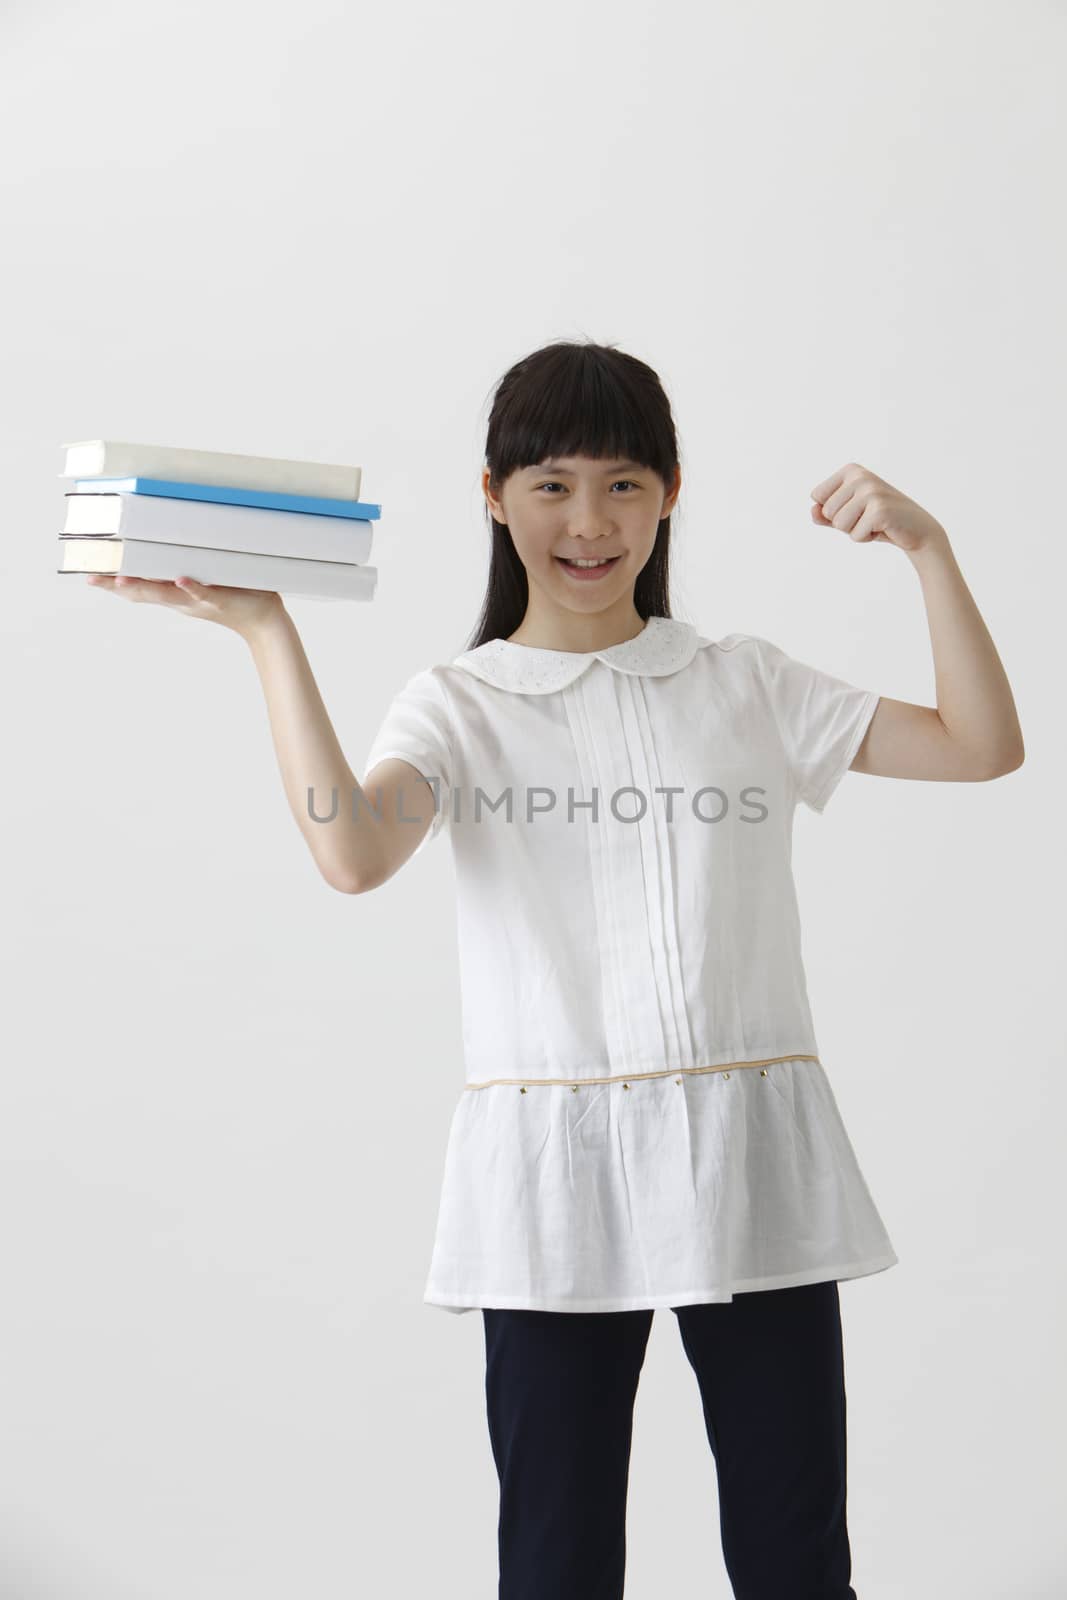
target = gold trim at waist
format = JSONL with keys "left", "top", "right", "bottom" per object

{"left": 462, "top": 1054, "right": 820, "bottom": 1092}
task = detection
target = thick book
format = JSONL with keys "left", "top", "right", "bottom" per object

{"left": 62, "top": 490, "right": 375, "bottom": 565}
{"left": 60, "top": 440, "right": 362, "bottom": 500}
{"left": 58, "top": 537, "right": 378, "bottom": 600}
{"left": 69, "top": 476, "right": 380, "bottom": 521}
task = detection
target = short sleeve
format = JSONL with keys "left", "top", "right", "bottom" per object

{"left": 362, "top": 666, "right": 454, "bottom": 854}
{"left": 749, "top": 636, "right": 880, "bottom": 814}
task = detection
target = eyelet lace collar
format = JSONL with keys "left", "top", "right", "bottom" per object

{"left": 450, "top": 615, "right": 702, "bottom": 694}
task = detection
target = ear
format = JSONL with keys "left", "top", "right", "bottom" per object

{"left": 482, "top": 465, "right": 507, "bottom": 522}
{"left": 662, "top": 463, "right": 682, "bottom": 515}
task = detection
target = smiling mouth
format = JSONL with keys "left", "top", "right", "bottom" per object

{"left": 554, "top": 554, "right": 623, "bottom": 573}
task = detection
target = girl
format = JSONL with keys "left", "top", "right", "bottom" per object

{"left": 88, "top": 339, "right": 1024, "bottom": 1600}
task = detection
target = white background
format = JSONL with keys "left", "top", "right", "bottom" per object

{"left": 1, "top": 1, "right": 1063, "bottom": 1595}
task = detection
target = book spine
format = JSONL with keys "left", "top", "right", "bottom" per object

{"left": 120, "top": 539, "right": 378, "bottom": 599}
{"left": 61, "top": 442, "right": 362, "bottom": 500}
{"left": 70, "top": 478, "right": 381, "bottom": 520}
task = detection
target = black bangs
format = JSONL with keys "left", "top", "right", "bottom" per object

{"left": 486, "top": 341, "right": 676, "bottom": 487}
{"left": 466, "top": 339, "right": 683, "bottom": 650}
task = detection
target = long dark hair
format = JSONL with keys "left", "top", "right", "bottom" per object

{"left": 465, "top": 339, "right": 683, "bottom": 650}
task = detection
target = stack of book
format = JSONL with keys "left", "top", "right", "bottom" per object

{"left": 56, "top": 439, "right": 379, "bottom": 600}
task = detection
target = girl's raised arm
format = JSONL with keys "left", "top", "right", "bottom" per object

{"left": 808, "top": 464, "right": 1025, "bottom": 783}
{"left": 243, "top": 607, "right": 436, "bottom": 891}
{"left": 84, "top": 574, "right": 431, "bottom": 891}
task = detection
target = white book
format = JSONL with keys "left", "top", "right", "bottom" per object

{"left": 62, "top": 490, "right": 375, "bottom": 565}
{"left": 58, "top": 537, "right": 378, "bottom": 601}
{"left": 60, "top": 439, "right": 362, "bottom": 500}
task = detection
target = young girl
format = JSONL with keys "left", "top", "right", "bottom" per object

{"left": 88, "top": 340, "right": 1024, "bottom": 1599}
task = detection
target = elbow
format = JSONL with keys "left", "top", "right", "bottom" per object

{"left": 981, "top": 740, "right": 1025, "bottom": 779}
{"left": 320, "top": 857, "right": 385, "bottom": 895}
{"left": 316, "top": 832, "right": 387, "bottom": 895}
{"left": 329, "top": 875, "right": 367, "bottom": 895}
{"left": 328, "top": 869, "right": 382, "bottom": 895}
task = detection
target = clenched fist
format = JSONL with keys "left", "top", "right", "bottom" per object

{"left": 810, "top": 463, "right": 947, "bottom": 556}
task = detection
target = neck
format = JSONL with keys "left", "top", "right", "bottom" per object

{"left": 506, "top": 599, "right": 649, "bottom": 653}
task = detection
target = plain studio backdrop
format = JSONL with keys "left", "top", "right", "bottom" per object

{"left": 1, "top": 2, "right": 1063, "bottom": 1596}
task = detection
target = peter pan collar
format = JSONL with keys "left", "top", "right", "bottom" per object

{"left": 450, "top": 614, "right": 702, "bottom": 694}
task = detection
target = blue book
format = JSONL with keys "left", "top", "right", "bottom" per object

{"left": 71, "top": 476, "right": 381, "bottom": 521}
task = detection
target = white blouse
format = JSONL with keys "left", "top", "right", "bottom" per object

{"left": 363, "top": 615, "right": 898, "bottom": 1314}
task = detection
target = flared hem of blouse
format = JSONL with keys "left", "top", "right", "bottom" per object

{"left": 423, "top": 1248, "right": 900, "bottom": 1315}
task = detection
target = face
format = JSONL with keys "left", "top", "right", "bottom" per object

{"left": 482, "top": 454, "right": 681, "bottom": 619}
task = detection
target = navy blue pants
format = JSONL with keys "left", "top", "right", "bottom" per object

{"left": 482, "top": 1279, "right": 858, "bottom": 1600}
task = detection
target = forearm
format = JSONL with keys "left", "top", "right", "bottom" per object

{"left": 907, "top": 533, "right": 1025, "bottom": 769}
{"left": 241, "top": 607, "right": 379, "bottom": 886}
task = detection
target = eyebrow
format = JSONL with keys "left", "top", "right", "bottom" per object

{"left": 527, "top": 461, "right": 645, "bottom": 474}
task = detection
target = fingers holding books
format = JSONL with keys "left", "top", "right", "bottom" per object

{"left": 85, "top": 573, "right": 283, "bottom": 634}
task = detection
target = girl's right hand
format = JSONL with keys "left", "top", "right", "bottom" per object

{"left": 85, "top": 573, "right": 285, "bottom": 636}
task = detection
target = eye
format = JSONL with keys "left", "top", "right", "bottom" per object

{"left": 535, "top": 480, "right": 639, "bottom": 494}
